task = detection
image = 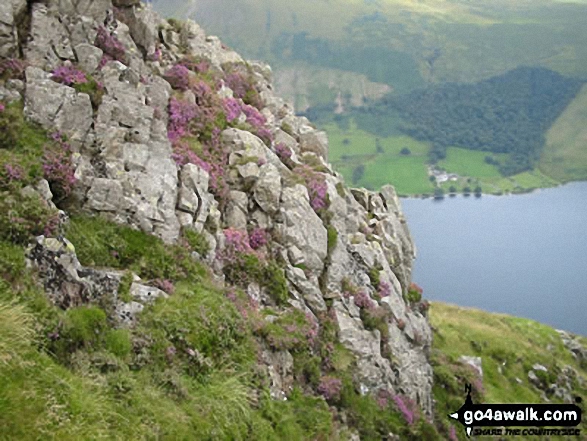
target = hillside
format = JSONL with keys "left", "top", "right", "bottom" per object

{"left": 152, "top": 0, "right": 587, "bottom": 195}
{"left": 0, "top": 1, "right": 585, "bottom": 439}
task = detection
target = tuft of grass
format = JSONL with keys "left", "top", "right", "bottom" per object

{"left": 66, "top": 216, "right": 206, "bottom": 283}
{"left": 0, "top": 300, "right": 34, "bottom": 368}
{"left": 327, "top": 225, "right": 338, "bottom": 254}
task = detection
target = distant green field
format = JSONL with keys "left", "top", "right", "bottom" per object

{"left": 153, "top": 0, "right": 587, "bottom": 193}
{"left": 438, "top": 148, "right": 504, "bottom": 179}
{"left": 325, "top": 124, "right": 565, "bottom": 196}
{"left": 324, "top": 122, "right": 434, "bottom": 195}
{"left": 540, "top": 84, "right": 587, "bottom": 182}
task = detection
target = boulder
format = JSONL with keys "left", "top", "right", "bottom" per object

{"left": 25, "top": 67, "right": 93, "bottom": 147}
{"left": 253, "top": 163, "right": 282, "bottom": 215}
{"left": 278, "top": 185, "right": 327, "bottom": 273}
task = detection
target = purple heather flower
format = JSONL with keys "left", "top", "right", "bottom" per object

{"left": 51, "top": 66, "right": 88, "bottom": 86}
{"left": 318, "top": 376, "right": 343, "bottom": 401}
{"left": 95, "top": 27, "right": 127, "bottom": 63}
{"left": 223, "top": 97, "right": 242, "bottom": 123}
{"left": 164, "top": 64, "right": 191, "bottom": 91}
{"left": 378, "top": 281, "right": 391, "bottom": 298}
{"left": 393, "top": 395, "right": 417, "bottom": 426}
{"left": 354, "top": 291, "right": 375, "bottom": 310}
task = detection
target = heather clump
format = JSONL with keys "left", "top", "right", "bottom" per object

{"left": 222, "top": 65, "right": 263, "bottom": 110}
{"left": 392, "top": 394, "right": 419, "bottom": 426}
{"left": 317, "top": 376, "right": 343, "bottom": 401}
{"left": 95, "top": 27, "right": 127, "bottom": 66}
{"left": 0, "top": 58, "right": 26, "bottom": 81}
{"left": 257, "top": 308, "right": 318, "bottom": 351}
{"left": 0, "top": 191, "right": 59, "bottom": 244}
{"left": 163, "top": 64, "right": 191, "bottom": 91}
{"left": 42, "top": 133, "right": 76, "bottom": 201}
{"left": 293, "top": 165, "right": 330, "bottom": 213}
{"left": 273, "top": 143, "right": 294, "bottom": 168}
{"left": 406, "top": 282, "right": 423, "bottom": 304}
{"left": 248, "top": 228, "right": 268, "bottom": 250}
{"left": 51, "top": 66, "right": 88, "bottom": 86}
{"left": 220, "top": 228, "right": 288, "bottom": 305}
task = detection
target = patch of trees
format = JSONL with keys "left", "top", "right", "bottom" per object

{"left": 369, "top": 67, "right": 583, "bottom": 175}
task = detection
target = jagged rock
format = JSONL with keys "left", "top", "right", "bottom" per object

{"left": 223, "top": 128, "right": 289, "bottom": 174}
{"left": 261, "top": 348, "right": 294, "bottom": 400}
{"left": 225, "top": 191, "right": 248, "bottom": 230}
{"left": 85, "top": 178, "right": 130, "bottom": 212}
{"left": 129, "top": 283, "right": 168, "bottom": 303}
{"left": 179, "top": 20, "right": 243, "bottom": 69}
{"left": 54, "top": 0, "right": 112, "bottom": 23}
{"left": 26, "top": 236, "right": 121, "bottom": 309}
{"left": 333, "top": 300, "right": 395, "bottom": 390}
{"left": 253, "top": 163, "right": 282, "bottom": 215}
{"left": 278, "top": 185, "right": 327, "bottom": 273}
{"left": 0, "top": 0, "right": 26, "bottom": 58}
{"left": 7, "top": 0, "right": 437, "bottom": 422}
{"left": 387, "top": 323, "right": 434, "bottom": 414}
{"left": 74, "top": 43, "right": 104, "bottom": 73}
{"left": 299, "top": 130, "right": 329, "bottom": 159}
{"left": 285, "top": 266, "right": 326, "bottom": 313}
{"left": 25, "top": 67, "right": 93, "bottom": 146}
{"left": 116, "top": 301, "right": 144, "bottom": 326}
{"left": 237, "top": 162, "right": 260, "bottom": 182}
{"left": 558, "top": 330, "right": 587, "bottom": 361}
{"left": 115, "top": 2, "right": 162, "bottom": 55}
{"left": 113, "top": 0, "right": 141, "bottom": 8}
{"left": 25, "top": 4, "right": 73, "bottom": 70}
{"left": 274, "top": 129, "right": 298, "bottom": 152}
{"left": 528, "top": 370, "right": 541, "bottom": 387}
{"left": 533, "top": 363, "right": 548, "bottom": 372}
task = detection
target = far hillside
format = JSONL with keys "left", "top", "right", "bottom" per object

{"left": 153, "top": 0, "right": 587, "bottom": 195}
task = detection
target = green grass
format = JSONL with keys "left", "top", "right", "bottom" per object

{"left": 438, "top": 147, "right": 504, "bottom": 179}
{"left": 430, "top": 302, "right": 587, "bottom": 440}
{"left": 324, "top": 121, "right": 434, "bottom": 195}
{"left": 0, "top": 216, "right": 343, "bottom": 440}
{"left": 540, "top": 84, "right": 587, "bottom": 183}
{"left": 326, "top": 125, "right": 562, "bottom": 196}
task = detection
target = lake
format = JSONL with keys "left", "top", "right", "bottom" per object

{"left": 401, "top": 182, "right": 587, "bottom": 336}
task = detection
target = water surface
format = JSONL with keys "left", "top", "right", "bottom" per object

{"left": 401, "top": 183, "right": 587, "bottom": 335}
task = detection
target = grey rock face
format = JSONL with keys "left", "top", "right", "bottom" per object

{"left": 285, "top": 266, "right": 326, "bottom": 313}
{"left": 261, "top": 349, "right": 294, "bottom": 401}
{"left": 25, "top": 67, "right": 93, "bottom": 147}
{"left": 74, "top": 43, "right": 104, "bottom": 73}
{"left": 225, "top": 191, "right": 249, "bottom": 230}
{"left": 0, "top": 0, "right": 27, "bottom": 58}
{"left": 299, "top": 130, "right": 329, "bottom": 160}
{"left": 254, "top": 163, "right": 282, "bottom": 215}
{"left": 10, "top": 0, "right": 436, "bottom": 421}
{"left": 26, "top": 236, "right": 122, "bottom": 309}
{"left": 278, "top": 185, "right": 328, "bottom": 273}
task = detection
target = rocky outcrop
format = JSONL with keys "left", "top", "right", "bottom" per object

{"left": 26, "top": 236, "right": 166, "bottom": 325}
{"left": 6, "top": 0, "right": 435, "bottom": 420}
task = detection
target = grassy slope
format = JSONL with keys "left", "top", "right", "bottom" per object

{"left": 540, "top": 84, "right": 587, "bottom": 183}
{"left": 430, "top": 302, "right": 587, "bottom": 440}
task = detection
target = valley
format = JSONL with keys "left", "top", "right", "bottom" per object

{"left": 153, "top": 0, "right": 587, "bottom": 196}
